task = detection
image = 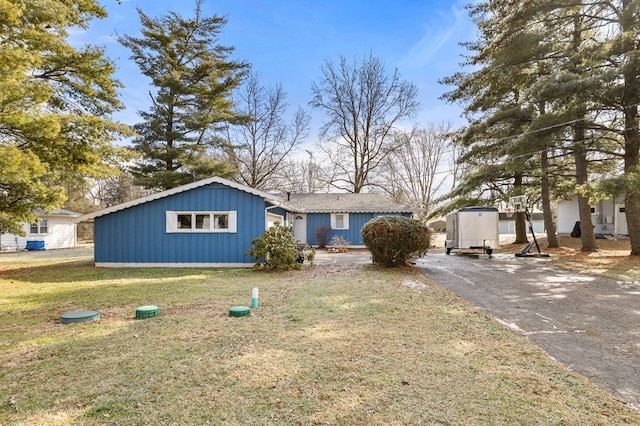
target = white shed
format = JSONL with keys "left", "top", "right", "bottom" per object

{"left": 556, "top": 196, "right": 627, "bottom": 235}
{"left": 0, "top": 209, "right": 80, "bottom": 251}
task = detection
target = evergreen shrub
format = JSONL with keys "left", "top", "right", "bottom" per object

{"left": 361, "top": 216, "right": 431, "bottom": 267}
{"left": 246, "top": 223, "right": 314, "bottom": 271}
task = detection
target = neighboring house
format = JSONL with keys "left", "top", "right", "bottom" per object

{"left": 0, "top": 209, "right": 80, "bottom": 251}
{"left": 76, "top": 177, "right": 298, "bottom": 267}
{"left": 498, "top": 211, "right": 544, "bottom": 234}
{"left": 285, "top": 193, "right": 419, "bottom": 247}
{"left": 557, "top": 195, "right": 627, "bottom": 235}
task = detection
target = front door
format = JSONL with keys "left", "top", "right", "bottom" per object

{"left": 292, "top": 213, "right": 307, "bottom": 244}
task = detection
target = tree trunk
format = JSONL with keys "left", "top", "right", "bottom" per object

{"left": 515, "top": 212, "right": 528, "bottom": 243}
{"left": 620, "top": 0, "right": 640, "bottom": 255}
{"left": 540, "top": 148, "right": 558, "bottom": 247}
{"left": 623, "top": 116, "right": 640, "bottom": 254}
{"left": 573, "top": 124, "right": 597, "bottom": 252}
{"left": 538, "top": 100, "right": 558, "bottom": 248}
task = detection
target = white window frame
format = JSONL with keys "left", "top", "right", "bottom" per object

{"left": 331, "top": 213, "right": 349, "bottom": 230}
{"left": 29, "top": 220, "right": 48, "bottom": 235}
{"left": 166, "top": 211, "right": 237, "bottom": 233}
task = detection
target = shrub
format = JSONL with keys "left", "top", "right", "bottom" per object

{"left": 314, "top": 225, "right": 332, "bottom": 248}
{"left": 329, "top": 234, "right": 350, "bottom": 247}
{"left": 302, "top": 245, "right": 316, "bottom": 265}
{"left": 361, "top": 216, "right": 431, "bottom": 267}
{"left": 245, "top": 223, "right": 304, "bottom": 271}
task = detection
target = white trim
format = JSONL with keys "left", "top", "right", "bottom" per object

{"left": 331, "top": 213, "right": 349, "bottom": 230}
{"left": 95, "top": 262, "right": 255, "bottom": 268}
{"left": 166, "top": 211, "right": 237, "bottom": 233}
{"left": 29, "top": 219, "right": 49, "bottom": 235}
{"left": 228, "top": 211, "right": 237, "bottom": 233}
{"left": 76, "top": 176, "right": 301, "bottom": 223}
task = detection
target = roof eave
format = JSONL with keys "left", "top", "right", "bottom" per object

{"left": 75, "top": 177, "right": 285, "bottom": 223}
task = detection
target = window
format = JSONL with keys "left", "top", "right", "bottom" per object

{"left": 195, "top": 214, "right": 210, "bottom": 229}
{"left": 214, "top": 213, "right": 228, "bottom": 229}
{"left": 177, "top": 214, "right": 192, "bottom": 229}
{"left": 166, "top": 211, "right": 236, "bottom": 233}
{"left": 29, "top": 220, "right": 48, "bottom": 235}
{"left": 331, "top": 213, "right": 349, "bottom": 230}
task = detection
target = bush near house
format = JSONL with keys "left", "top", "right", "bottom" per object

{"left": 246, "top": 223, "right": 314, "bottom": 270}
{"left": 314, "top": 225, "right": 331, "bottom": 248}
{"left": 362, "top": 216, "right": 431, "bottom": 267}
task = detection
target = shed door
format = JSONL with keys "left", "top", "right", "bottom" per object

{"left": 292, "top": 214, "right": 307, "bottom": 244}
{"left": 615, "top": 204, "right": 628, "bottom": 235}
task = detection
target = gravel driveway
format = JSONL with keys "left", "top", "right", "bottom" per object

{"left": 416, "top": 252, "right": 640, "bottom": 411}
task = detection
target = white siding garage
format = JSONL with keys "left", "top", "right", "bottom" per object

{"left": 0, "top": 209, "right": 79, "bottom": 251}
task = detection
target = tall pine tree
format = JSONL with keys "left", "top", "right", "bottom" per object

{"left": 119, "top": 0, "right": 249, "bottom": 190}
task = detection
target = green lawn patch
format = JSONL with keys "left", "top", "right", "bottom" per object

{"left": 1, "top": 259, "right": 638, "bottom": 424}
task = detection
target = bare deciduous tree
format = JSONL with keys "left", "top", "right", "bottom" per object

{"left": 276, "top": 151, "right": 330, "bottom": 194}
{"left": 310, "top": 53, "right": 419, "bottom": 193}
{"left": 382, "top": 123, "right": 453, "bottom": 218}
{"left": 448, "top": 132, "right": 468, "bottom": 191}
{"left": 223, "top": 73, "right": 310, "bottom": 191}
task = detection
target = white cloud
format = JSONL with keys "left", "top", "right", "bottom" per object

{"left": 400, "top": 3, "right": 473, "bottom": 71}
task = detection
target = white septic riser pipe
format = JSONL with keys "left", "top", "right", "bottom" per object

{"left": 252, "top": 287, "right": 259, "bottom": 308}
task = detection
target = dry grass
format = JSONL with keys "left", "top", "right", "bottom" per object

{"left": 497, "top": 235, "right": 640, "bottom": 281}
{"left": 1, "top": 257, "right": 639, "bottom": 424}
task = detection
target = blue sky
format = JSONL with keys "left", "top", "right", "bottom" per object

{"left": 75, "top": 0, "right": 476, "bottom": 142}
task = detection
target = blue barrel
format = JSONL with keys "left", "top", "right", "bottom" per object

{"left": 26, "top": 240, "right": 45, "bottom": 251}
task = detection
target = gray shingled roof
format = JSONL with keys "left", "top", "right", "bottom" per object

{"left": 33, "top": 208, "right": 81, "bottom": 217}
{"left": 286, "top": 193, "right": 419, "bottom": 213}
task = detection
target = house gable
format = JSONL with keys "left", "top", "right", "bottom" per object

{"left": 91, "top": 181, "right": 287, "bottom": 266}
{"left": 78, "top": 176, "right": 295, "bottom": 223}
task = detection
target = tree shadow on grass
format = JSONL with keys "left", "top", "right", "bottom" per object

{"left": 1, "top": 260, "right": 253, "bottom": 284}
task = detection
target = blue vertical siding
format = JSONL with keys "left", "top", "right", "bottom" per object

{"left": 305, "top": 212, "right": 411, "bottom": 246}
{"left": 94, "top": 183, "right": 267, "bottom": 264}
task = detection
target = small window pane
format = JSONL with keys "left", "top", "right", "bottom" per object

{"left": 39, "top": 220, "right": 48, "bottom": 234}
{"left": 335, "top": 214, "right": 344, "bottom": 229}
{"left": 30, "top": 223, "right": 39, "bottom": 234}
{"left": 214, "top": 214, "right": 228, "bottom": 229}
{"left": 195, "top": 214, "right": 210, "bottom": 229}
{"left": 177, "top": 214, "right": 192, "bottom": 229}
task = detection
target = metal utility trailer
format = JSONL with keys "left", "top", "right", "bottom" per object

{"left": 445, "top": 207, "right": 499, "bottom": 255}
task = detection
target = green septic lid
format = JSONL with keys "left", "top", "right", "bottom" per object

{"left": 60, "top": 310, "right": 100, "bottom": 324}
{"left": 229, "top": 306, "right": 251, "bottom": 317}
{"left": 136, "top": 305, "right": 159, "bottom": 319}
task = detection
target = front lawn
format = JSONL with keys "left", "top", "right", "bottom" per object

{"left": 1, "top": 258, "right": 638, "bottom": 424}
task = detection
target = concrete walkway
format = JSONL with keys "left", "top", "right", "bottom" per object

{"left": 312, "top": 249, "right": 372, "bottom": 265}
